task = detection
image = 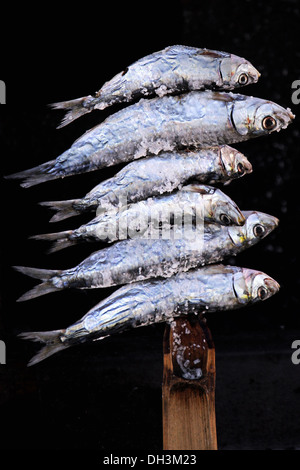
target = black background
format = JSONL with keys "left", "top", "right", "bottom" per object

{"left": 1, "top": 0, "right": 300, "bottom": 454}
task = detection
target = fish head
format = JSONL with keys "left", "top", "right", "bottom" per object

{"left": 232, "top": 268, "right": 280, "bottom": 304}
{"left": 252, "top": 101, "right": 295, "bottom": 136}
{"left": 231, "top": 97, "right": 295, "bottom": 137}
{"left": 243, "top": 269, "right": 280, "bottom": 303}
{"left": 219, "top": 145, "right": 253, "bottom": 182}
{"left": 182, "top": 183, "right": 244, "bottom": 226}
{"left": 228, "top": 210, "right": 279, "bottom": 247}
{"left": 219, "top": 56, "right": 260, "bottom": 89}
{"left": 209, "top": 188, "right": 245, "bottom": 226}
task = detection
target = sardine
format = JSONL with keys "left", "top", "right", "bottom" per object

{"left": 14, "top": 211, "right": 279, "bottom": 301}
{"left": 19, "top": 264, "right": 280, "bottom": 366}
{"left": 31, "top": 184, "right": 245, "bottom": 253}
{"left": 41, "top": 146, "right": 252, "bottom": 223}
{"left": 51, "top": 45, "right": 261, "bottom": 128}
{"left": 6, "top": 91, "right": 294, "bottom": 188}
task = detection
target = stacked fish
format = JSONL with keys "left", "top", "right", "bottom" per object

{"left": 7, "top": 45, "right": 295, "bottom": 366}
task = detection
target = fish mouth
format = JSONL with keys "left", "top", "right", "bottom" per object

{"left": 237, "top": 155, "right": 253, "bottom": 176}
{"left": 242, "top": 211, "right": 279, "bottom": 237}
{"left": 219, "top": 147, "right": 253, "bottom": 177}
{"left": 264, "top": 277, "right": 280, "bottom": 295}
{"left": 274, "top": 107, "right": 295, "bottom": 131}
{"left": 263, "top": 214, "right": 280, "bottom": 234}
{"left": 236, "top": 212, "right": 246, "bottom": 226}
{"left": 248, "top": 65, "right": 261, "bottom": 83}
{"left": 232, "top": 207, "right": 246, "bottom": 226}
{"left": 243, "top": 159, "right": 253, "bottom": 174}
{"left": 259, "top": 213, "right": 280, "bottom": 232}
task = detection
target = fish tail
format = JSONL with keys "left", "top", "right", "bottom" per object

{"left": 4, "top": 160, "right": 58, "bottom": 188}
{"left": 30, "top": 230, "right": 76, "bottom": 254}
{"left": 50, "top": 96, "right": 93, "bottom": 128}
{"left": 39, "top": 199, "right": 81, "bottom": 223}
{"left": 18, "top": 330, "right": 68, "bottom": 366}
{"left": 13, "top": 266, "right": 62, "bottom": 301}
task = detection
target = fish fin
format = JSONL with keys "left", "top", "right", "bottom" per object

{"left": 92, "top": 334, "right": 110, "bottom": 342}
{"left": 30, "top": 230, "right": 76, "bottom": 254}
{"left": 201, "top": 49, "right": 229, "bottom": 59}
{"left": 50, "top": 96, "right": 93, "bottom": 128}
{"left": 48, "top": 239, "right": 77, "bottom": 254}
{"left": 16, "top": 283, "right": 60, "bottom": 302}
{"left": 30, "top": 230, "right": 73, "bottom": 242}
{"left": 18, "top": 330, "right": 67, "bottom": 366}
{"left": 4, "top": 160, "right": 58, "bottom": 188}
{"left": 181, "top": 184, "right": 215, "bottom": 195}
{"left": 13, "top": 266, "right": 62, "bottom": 301}
{"left": 39, "top": 199, "right": 81, "bottom": 223}
{"left": 13, "top": 265, "right": 60, "bottom": 280}
{"left": 211, "top": 91, "right": 236, "bottom": 102}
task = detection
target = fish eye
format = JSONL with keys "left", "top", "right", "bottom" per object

{"left": 253, "top": 224, "right": 266, "bottom": 238}
{"left": 220, "top": 213, "right": 231, "bottom": 225}
{"left": 238, "top": 73, "right": 249, "bottom": 85}
{"left": 262, "top": 115, "right": 277, "bottom": 131}
{"left": 258, "top": 285, "right": 268, "bottom": 300}
{"left": 237, "top": 162, "right": 244, "bottom": 175}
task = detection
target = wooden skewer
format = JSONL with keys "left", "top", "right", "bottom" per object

{"left": 162, "top": 315, "right": 217, "bottom": 450}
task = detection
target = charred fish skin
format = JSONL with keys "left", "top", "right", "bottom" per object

{"left": 32, "top": 184, "right": 245, "bottom": 253}
{"left": 41, "top": 146, "right": 252, "bottom": 223}
{"left": 15, "top": 210, "right": 279, "bottom": 302}
{"left": 6, "top": 91, "right": 294, "bottom": 188}
{"left": 51, "top": 45, "right": 261, "bottom": 128}
{"left": 19, "top": 265, "right": 280, "bottom": 366}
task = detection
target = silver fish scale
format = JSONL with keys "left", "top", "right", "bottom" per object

{"left": 64, "top": 265, "right": 241, "bottom": 342}
{"left": 65, "top": 146, "right": 250, "bottom": 218}
{"left": 55, "top": 92, "right": 238, "bottom": 175}
{"left": 77, "top": 148, "right": 226, "bottom": 210}
{"left": 72, "top": 187, "right": 226, "bottom": 243}
{"left": 51, "top": 211, "right": 277, "bottom": 292}
{"left": 9, "top": 90, "right": 293, "bottom": 188}
{"left": 93, "top": 45, "right": 230, "bottom": 108}
{"left": 50, "top": 44, "right": 261, "bottom": 130}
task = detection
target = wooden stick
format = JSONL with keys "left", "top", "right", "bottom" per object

{"left": 162, "top": 316, "right": 217, "bottom": 450}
